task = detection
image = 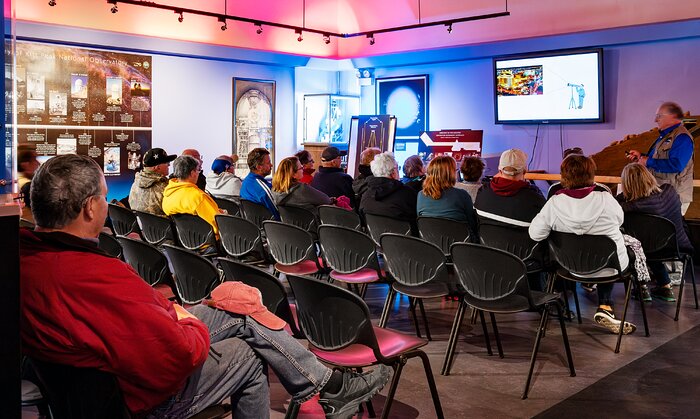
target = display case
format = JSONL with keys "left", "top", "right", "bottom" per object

{"left": 303, "top": 94, "right": 359, "bottom": 144}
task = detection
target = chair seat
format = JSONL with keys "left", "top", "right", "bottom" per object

{"left": 556, "top": 267, "right": 632, "bottom": 284}
{"left": 463, "top": 290, "right": 559, "bottom": 314}
{"left": 330, "top": 268, "right": 383, "bottom": 283}
{"left": 393, "top": 281, "right": 450, "bottom": 299}
{"left": 275, "top": 259, "right": 322, "bottom": 276}
{"left": 21, "top": 380, "right": 44, "bottom": 405}
{"left": 310, "top": 326, "right": 427, "bottom": 367}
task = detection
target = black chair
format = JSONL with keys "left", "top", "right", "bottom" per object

{"left": 447, "top": 243, "right": 575, "bottom": 399}
{"left": 278, "top": 205, "right": 318, "bottom": 234}
{"left": 379, "top": 234, "right": 454, "bottom": 341}
{"left": 623, "top": 212, "right": 698, "bottom": 321}
{"left": 21, "top": 379, "right": 50, "bottom": 417}
{"left": 286, "top": 275, "right": 444, "bottom": 419}
{"left": 240, "top": 199, "right": 275, "bottom": 229}
{"left": 171, "top": 214, "right": 219, "bottom": 255}
{"left": 107, "top": 204, "right": 141, "bottom": 238}
{"left": 135, "top": 210, "right": 176, "bottom": 247}
{"left": 478, "top": 223, "right": 547, "bottom": 273}
{"left": 163, "top": 244, "right": 221, "bottom": 305}
{"left": 364, "top": 213, "right": 412, "bottom": 245}
{"left": 318, "top": 205, "right": 362, "bottom": 230}
{"left": 547, "top": 231, "right": 649, "bottom": 353}
{"left": 216, "top": 257, "right": 303, "bottom": 338}
{"left": 212, "top": 196, "right": 241, "bottom": 217}
{"left": 117, "top": 237, "right": 177, "bottom": 301}
{"left": 417, "top": 217, "right": 470, "bottom": 256}
{"left": 262, "top": 221, "right": 325, "bottom": 277}
{"left": 98, "top": 232, "right": 122, "bottom": 259}
{"left": 216, "top": 214, "right": 270, "bottom": 265}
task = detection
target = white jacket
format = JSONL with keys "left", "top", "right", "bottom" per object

{"left": 205, "top": 172, "right": 242, "bottom": 200}
{"left": 529, "top": 190, "right": 628, "bottom": 276}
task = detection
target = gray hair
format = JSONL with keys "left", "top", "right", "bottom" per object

{"left": 31, "top": 154, "right": 103, "bottom": 229}
{"left": 370, "top": 152, "right": 398, "bottom": 178}
{"left": 172, "top": 155, "right": 199, "bottom": 179}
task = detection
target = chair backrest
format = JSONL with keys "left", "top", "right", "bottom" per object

{"left": 216, "top": 214, "right": 267, "bottom": 260}
{"left": 98, "top": 233, "right": 122, "bottom": 260}
{"left": 134, "top": 210, "right": 175, "bottom": 246}
{"left": 287, "top": 275, "right": 379, "bottom": 353}
{"left": 478, "top": 222, "right": 543, "bottom": 262}
{"left": 212, "top": 197, "right": 241, "bottom": 216}
{"left": 318, "top": 225, "right": 379, "bottom": 274}
{"left": 380, "top": 233, "right": 449, "bottom": 287}
{"left": 623, "top": 212, "right": 680, "bottom": 260}
{"left": 318, "top": 205, "right": 362, "bottom": 230}
{"left": 28, "top": 357, "right": 131, "bottom": 419}
{"left": 450, "top": 243, "right": 530, "bottom": 304}
{"left": 163, "top": 244, "right": 220, "bottom": 304}
{"left": 547, "top": 231, "right": 622, "bottom": 276}
{"left": 364, "top": 213, "right": 412, "bottom": 244}
{"left": 263, "top": 221, "right": 319, "bottom": 267}
{"left": 117, "top": 237, "right": 171, "bottom": 287}
{"left": 240, "top": 199, "right": 275, "bottom": 229}
{"left": 278, "top": 205, "right": 317, "bottom": 233}
{"left": 107, "top": 204, "right": 140, "bottom": 237}
{"left": 171, "top": 214, "right": 218, "bottom": 252}
{"left": 417, "top": 217, "right": 470, "bottom": 255}
{"left": 216, "top": 257, "right": 302, "bottom": 337}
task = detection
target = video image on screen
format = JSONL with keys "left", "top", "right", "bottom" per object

{"left": 496, "top": 66, "right": 543, "bottom": 97}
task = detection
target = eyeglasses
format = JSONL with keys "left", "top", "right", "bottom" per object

{"left": 655, "top": 113, "right": 670, "bottom": 119}
{"left": 296, "top": 166, "right": 304, "bottom": 171}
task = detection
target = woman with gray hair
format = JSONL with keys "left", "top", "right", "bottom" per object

{"left": 359, "top": 152, "right": 417, "bottom": 230}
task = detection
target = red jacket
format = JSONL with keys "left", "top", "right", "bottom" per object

{"left": 20, "top": 229, "right": 210, "bottom": 413}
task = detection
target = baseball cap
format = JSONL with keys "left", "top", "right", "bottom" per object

{"left": 321, "top": 146, "right": 347, "bottom": 162}
{"left": 211, "top": 157, "right": 233, "bottom": 175}
{"left": 498, "top": 149, "right": 528, "bottom": 176}
{"left": 204, "top": 282, "right": 286, "bottom": 330}
{"left": 143, "top": 148, "right": 176, "bottom": 167}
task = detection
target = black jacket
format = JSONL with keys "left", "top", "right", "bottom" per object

{"left": 311, "top": 166, "right": 355, "bottom": 208}
{"left": 474, "top": 177, "right": 545, "bottom": 227}
{"left": 352, "top": 165, "right": 374, "bottom": 206}
{"left": 359, "top": 177, "right": 417, "bottom": 229}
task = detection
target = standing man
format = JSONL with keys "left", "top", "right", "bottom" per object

{"left": 129, "top": 147, "right": 176, "bottom": 215}
{"left": 628, "top": 102, "right": 694, "bottom": 214}
{"left": 182, "top": 148, "right": 207, "bottom": 191}
{"left": 311, "top": 146, "right": 355, "bottom": 208}
{"left": 240, "top": 147, "right": 279, "bottom": 220}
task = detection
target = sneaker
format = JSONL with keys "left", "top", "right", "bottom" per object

{"left": 319, "top": 365, "right": 390, "bottom": 419}
{"left": 668, "top": 272, "right": 683, "bottom": 287}
{"left": 632, "top": 285, "right": 652, "bottom": 302}
{"left": 593, "top": 308, "right": 636, "bottom": 335}
{"left": 651, "top": 286, "right": 676, "bottom": 302}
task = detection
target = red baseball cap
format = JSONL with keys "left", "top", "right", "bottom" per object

{"left": 204, "top": 282, "right": 286, "bottom": 330}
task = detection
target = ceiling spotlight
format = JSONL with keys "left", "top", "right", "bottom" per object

{"left": 296, "top": 29, "right": 303, "bottom": 42}
{"left": 323, "top": 34, "right": 331, "bottom": 45}
{"left": 176, "top": 11, "right": 184, "bottom": 23}
{"left": 255, "top": 24, "right": 263, "bottom": 35}
{"left": 48, "top": 0, "right": 57, "bottom": 6}
{"left": 446, "top": 23, "right": 453, "bottom": 33}
{"left": 219, "top": 17, "right": 227, "bottom": 31}
{"left": 109, "top": 2, "right": 118, "bottom": 13}
{"left": 368, "top": 33, "right": 375, "bottom": 46}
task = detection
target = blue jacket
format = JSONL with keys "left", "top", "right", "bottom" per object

{"left": 240, "top": 172, "right": 279, "bottom": 220}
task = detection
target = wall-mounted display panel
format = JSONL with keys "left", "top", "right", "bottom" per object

{"left": 233, "top": 78, "right": 275, "bottom": 178}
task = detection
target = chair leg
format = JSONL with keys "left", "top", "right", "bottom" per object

{"left": 479, "top": 310, "right": 493, "bottom": 356}
{"left": 522, "top": 307, "right": 549, "bottom": 399}
{"left": 408, "top": 297, "right": 422, "bottom": 338}
{"left": 561, "top": 284, "right": 572, "bottom": 322}
{"left": 469, "top": 307, "right": 478, "bottom": 324}
{"left": 571, "top": 283, "right": 582, "bottom": 324}
{"left": 364, "top": 399, "right": 376, "bottom": 418}
{"left": 634, "top": 279, "right": 650, "bottom": 337}
{"left": 417, "top": 299, "right": 432, "bottom": 341}
{"left": 284, "top": 400, "right": 300, "bottom": 419}
{"left": 690, "top": 257, "right": 698, "bottom": 309}
{"left": 379, "top": 287, "right": 396, "bottom": 328}
{"left": 554, "top": 302, "right": 576, "bottom": 377}
{"left": 489, "top": 312, "right": 504, "bottom": 358}
{"left": 441, "top": 298, "right": 467, "bottom": 376}
{"left": 360, "top": 283, "right": 368, "bottom": 299}
{"left": 675, "top": 263, "right": 686, "bottom": 321}
{"left": 417, "top": 351, "right": 445, "bottom": 419}
{"left": 615, "top": 280, "right": 634, "bottom": 353}
{"left": 380, "top": 361, "right": 405, "bottom": 419}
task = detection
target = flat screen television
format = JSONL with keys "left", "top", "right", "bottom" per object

{"left": 493, "top": 48, "right": 604, "bottom": 124}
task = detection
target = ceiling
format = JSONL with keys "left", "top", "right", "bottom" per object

{"left": 11, "top": 0, "right": 700, "bottom": 60}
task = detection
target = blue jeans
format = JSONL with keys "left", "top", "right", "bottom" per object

{"left": 649, "top": 261, "right": 671, "bottom": 286}
{"left": 148, "top": 305, "right": 332, "bottom": 418}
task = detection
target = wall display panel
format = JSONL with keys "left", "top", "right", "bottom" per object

{"left": 376, "top": 75, "right": 428, "bottom": 140}
{"left": 233, "top": 78, "right": 275, "bottom": 178}
{"left": 13, "top": 41, "right": 152, "bottom": 201}
{"left": 346, "top": 115, "right": 396, "bottom": 178}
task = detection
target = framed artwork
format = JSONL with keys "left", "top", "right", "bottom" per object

{"left": 347, "top": 115, "right": 397, "bottom": 177}
{"left": 376, "top": 75, "right": 428, "bottom": 139}
{"left": 233, "top": 78, "right": 275, "bottom": 177}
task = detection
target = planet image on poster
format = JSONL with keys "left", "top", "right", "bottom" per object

{"left": 386, "top": 87, "right": 420, "bottom": 129}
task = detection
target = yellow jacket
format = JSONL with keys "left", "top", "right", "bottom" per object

{"left": 162, "top": 179, "right": 221, "bottom": 234}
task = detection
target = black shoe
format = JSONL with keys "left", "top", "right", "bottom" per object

{"left": 651, "top": 286, "right": 676, "bottom": 302}
{"left": 319, "top": 365, "right": 390, "bottom": 419}
{"left": 593, "top": 307, "right": 636, "bottom": 335}
{"left": 632, "top": 285, "right": 652, "bottom": 302}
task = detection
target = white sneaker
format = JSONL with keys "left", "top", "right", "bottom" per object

{"left": 593, "top": 308, "right": 636, "bottom": 335}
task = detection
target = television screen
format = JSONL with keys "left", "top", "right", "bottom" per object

{"left": 493, "top": 49, "right": 604, "bottom": 124}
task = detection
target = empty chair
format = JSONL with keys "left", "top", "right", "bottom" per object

{"left": 171, "top": 214, "right": 219, "bottom": 255}
{"left": 447, "top": 243, "right": 575, "bottom": 399}
{"left": 240, "top": 199, "right": 275, "bottom": 229}
{"left": 287, "top": 274, "right": 444, "bottom": 419}
{"left": 278, "top": 205, "right": 317, "bottom": 234}
{"left": 212, "top": 196, "right": 241, "bottom": 216}
{"left": 98, "top": 232, "right": 122, "bottom": 259}
{"left": 262, "top": 221, "right": 325, "bottom": 277}
{"left": 117, "top": 237, "right": 176, "bottom": 301}
{"left": 318, "top": 204, "right": 362, "bottom": 230}
{"left": 216, "top": 257, "right": 303, "bottom": 337}
{"left": 135, "top": 210, "right": 176, "bottom": 246}
{"left": 107, "top": 204, "right": 141, "bottom": 238}
{"left": 623, "top": 212, "right": 698, "bottom": 321}
{"left": 216, "top": 214, "right": 270, "bottom": 265}
{"left": 417, "top": 216, "right": 470, "bottom": 256}
{"left": 364, "top": 213, "right": 412, "bottom": 244}
{"left": 163, "top": 244, "right": 221, "bottom": 304}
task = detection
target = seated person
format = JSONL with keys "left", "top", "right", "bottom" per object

{"left": 181, "top": 148, "right": 207, "bottom": 191}
{"left": 400, "top": 155, "right": 426, "bottom": 192}
{"left": 417, "top": 155, "right": 477, "bottom": 236}
{"left": 311, "top": 146, "right": 355, "bottom": 208}
{"left": 455, "top": 156, "right": 485, "bottom": 203}
{"left": 129, "top": 147, "right": 176, "bottom": 216}
{"left": 295, "top": 150, "right": 316, "bottom": 184}
{"left": 359, "top": 152, "right": 417, "bottom": 230}
{"left": 271, "top": 156, "right": 332, "bottom": 216}
{"left": 529, "top": 154, "right": 636, "bottom": 335}
{"left": 206, "top": 155, "right": 242, "bottom": 200}
{"left": 546, "top": 147, "right": 610, "bottom": 199}
{"left": 619, "top": 163, "right": 693, "bottom": 302}
{"left": 352, "top": 147, "right": 381, "bottom": 206}
{"left": 240, "top": 147, "right": 280, "bottom": 220}
{"left": 162, "top": 155, "right": 222, "bottom": 234}
{"left": 21, "top": 154, "right": 389, "bottom": 418}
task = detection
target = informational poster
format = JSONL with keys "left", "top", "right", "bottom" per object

{"left": 233, "top": 78, "right": 275, "bottom": 178}
{"left": 11, "top": 41, "right": 153, "bottom": 201}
